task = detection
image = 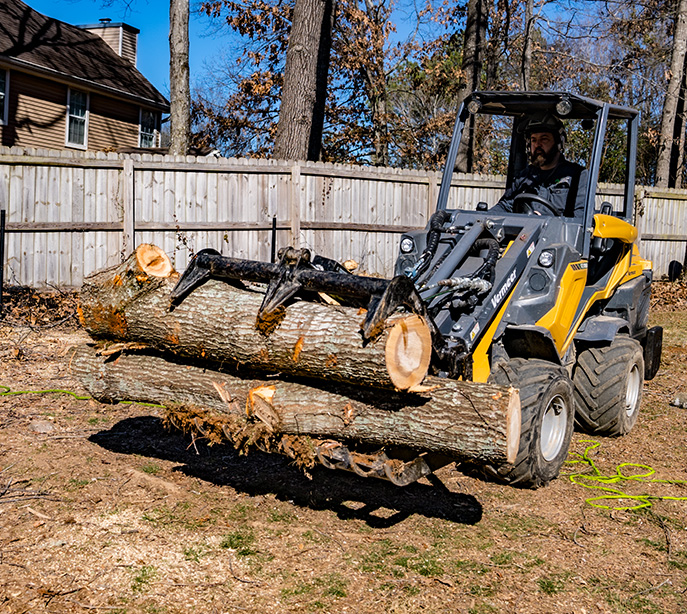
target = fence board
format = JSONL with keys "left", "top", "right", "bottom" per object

{"left": 1, "top": 147, "right": 686, "bottom": 288}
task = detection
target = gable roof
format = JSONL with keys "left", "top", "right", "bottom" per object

{"left": 0, "top": 0, "right": 169, "bottom": 111}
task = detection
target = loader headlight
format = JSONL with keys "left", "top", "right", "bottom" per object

{"left": 400, "top": 237, "right": 415, "bottom": 254}
{"left": 538, "top": 250, "right": 555, "bottom": 268}
{"left": 556, "top": 96, "right": 573, "bottom": 116}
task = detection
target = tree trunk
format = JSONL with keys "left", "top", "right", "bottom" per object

{"left": 78, "top": 245, "right": 432, "bottom": 391}
{"left": 520, "top": 0, "right": 533, "bottom": 90}
{"left": 169, "top": 0, "right": 191, "bottom": 156}
{"left": 455, "top": 0, "right": 488, "bottom": 173}
{"left": 70, "top": 343, "right": 520, "bottom": 465}
{"left": 670, "top": 54, "right": 687, "bottom": 188}
{"left": 273, "top": 0, "right": 335, "bottom": 161}
{"left": 656, "top": 0, "right": 687, "bottom": 187}
{"left": 484, "top": 0, "right": 509, "bottom": 90}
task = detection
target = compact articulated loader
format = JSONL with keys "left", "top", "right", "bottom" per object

{"left": 131, "top": 92, "right": 664, "bottom": 489}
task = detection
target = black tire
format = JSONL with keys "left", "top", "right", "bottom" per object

{"left": 485, "top": 358, "right": 575, "bottom": 488}
{"left": 573, "top": 337, "right": 644, "bottom": 436}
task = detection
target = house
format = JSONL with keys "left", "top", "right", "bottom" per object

{"left": 0, "top": 0, "right": 170, "bottom": 152}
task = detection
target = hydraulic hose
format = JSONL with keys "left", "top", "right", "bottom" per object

{"left": 407, "top": 210, "right": 451, "bottom": 282}
{"left": 470, "top": 238, "right": 500, "bottom": 284}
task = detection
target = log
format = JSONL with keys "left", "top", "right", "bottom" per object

{"left": 70, "top": 343, "right": 521, "bottom": 465}
{"left": 78, "top": 244, "right": 432, "bottom": 391}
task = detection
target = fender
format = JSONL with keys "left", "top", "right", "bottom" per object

{"left": 502, "top": 324, "right": 561, "bottom": 364}
{"left": 574, "top": 315, "right": 630, "bottom": 343}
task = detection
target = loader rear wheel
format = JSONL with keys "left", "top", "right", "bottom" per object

{"left": 485, "top": 358, "right": 575, "bottom": 488}
{"left": 572, "top": 337, "right": 644, "bottom": 436}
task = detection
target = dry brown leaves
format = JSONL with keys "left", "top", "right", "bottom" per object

{"left": 651, "top": 280, "right": 687, "bottom": 312}
{"left": 1, "top": 287, "right": 79, "bottom": 327}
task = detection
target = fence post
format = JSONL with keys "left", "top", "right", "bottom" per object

{"left": 121, "top": 158, "right": 135, "bottom": 257}
{"left": 426, "top": 170, "right": 439, "bottom": 220}
{"left": 290, "top": 162, "right": 301, "bottom": 247}
{"left": 0, "top": 208, "right": 5, "bottom": 315}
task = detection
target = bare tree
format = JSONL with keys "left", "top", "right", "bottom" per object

{"left": 273, "top": 0, "right": 335, "bottom": 161}
{"left": 521, "top": 0, "right": 533, "bottom": 90}
{"left": 656, "top": 0, "right": 687, "bottom": 187}
{"left": 456, "top": 0, "right": 488, "bottom": 172}
{"left": 169, "top": 0, "right": 191, "bottom": 155}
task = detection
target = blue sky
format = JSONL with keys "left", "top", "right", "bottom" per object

{"left": 27, "top": 0, "right": 222, "bottom": 98}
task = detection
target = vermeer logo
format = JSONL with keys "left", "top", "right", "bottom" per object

{"left": 491, "top": 269, "right": 517, "bottom": 309}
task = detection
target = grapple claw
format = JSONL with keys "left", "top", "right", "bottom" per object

{"left": 258, "top": 247, "right": 311, "bottom": 320}
{"left": 169, "top": 248, "right": 221, "bottom": 307}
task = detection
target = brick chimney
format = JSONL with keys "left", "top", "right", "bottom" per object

{"left": 80, "top": 18, "right": 139, "bottom": 66}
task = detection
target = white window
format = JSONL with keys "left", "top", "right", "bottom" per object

{"left": 0, "top": 69, "right": 8, "bottom": 125}
{"left": 66, "top": 88, "right": 88, "bottom": 148}
{"left": 139, "top": 109, "right": 158, "bottom": 148}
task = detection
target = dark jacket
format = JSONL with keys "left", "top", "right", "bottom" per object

{"left": 491, "top": 158, "right": 588, "bottom": 218}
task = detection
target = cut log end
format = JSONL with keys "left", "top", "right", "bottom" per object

{"left": 505, "top": 387, "right": 522, "bottom": 464}
{"left": 385, "top": 314, "right": 432, "bottom": 391}
{"left": 135, "top": 244, "right": 175, "bottom": 278}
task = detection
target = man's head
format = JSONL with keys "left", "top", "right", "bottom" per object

{"left": 521, "top": 112, "right": 566, "bottom": 170}
{"left": 529, "top": 131, "right": 560, "bottom": 169}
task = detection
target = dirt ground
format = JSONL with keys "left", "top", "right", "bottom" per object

{"left": 1, "top": 283, "right": 687, "bottom": 614}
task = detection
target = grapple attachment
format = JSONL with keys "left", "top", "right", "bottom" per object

{"left": 171, "top": 246, "right": 434, "bottom": 342}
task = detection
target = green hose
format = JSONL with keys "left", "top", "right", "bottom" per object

{"left": 564, "top": 440, "right": 687, "bottom": 510}
{"left": 0, "top": 385, "right": 165, "bottom": 408}
{"left": 0, "top": 384, "right": 91, "bottom": 400}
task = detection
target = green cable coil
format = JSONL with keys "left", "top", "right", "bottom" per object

{"left": 565, "top": 440, "right": 687, "bottom": 511}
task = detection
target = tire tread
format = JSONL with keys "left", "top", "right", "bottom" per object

{"left": 573, "top": 337, "right": 644, "bottom": 436}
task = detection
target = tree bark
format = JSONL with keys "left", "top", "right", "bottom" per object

{"left": 656, "top": 0, "right": 687, "bottom": 187}
{"left": 273, "top": 0, "right": 335, "bottom": 161}
{"left": 670, "top": 54, "right": 687, "bottom": 188}
{"left": 485, "top": 0, "right": 509, "bottom": 91}
{"left": 78, "top": 245, "right": 432, "bottom": 391}
{"left": 70, "top": 343, "right": 520, "bottom": 464}
{"left": 455, "top": 0, "right": 488, "bottom": 173}
{"left": 169, "top": 0, "right": 191, "bottom": 156}
{"left": 520, "top": 0, "right": 533, "bottom": 90}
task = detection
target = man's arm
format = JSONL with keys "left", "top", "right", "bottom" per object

{"left": 490, "top": 172, "right": 529, "bottom": 213}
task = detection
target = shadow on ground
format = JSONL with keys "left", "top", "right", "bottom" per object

{"left": 90, "top": 415, "right": 483, "bottom": 527}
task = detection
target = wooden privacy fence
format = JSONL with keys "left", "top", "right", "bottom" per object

{"left": 0, "top": 146, "right": 685, "bottom": 288}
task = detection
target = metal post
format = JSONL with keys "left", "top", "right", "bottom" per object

{"left": 0, "top": 209, "right": 5, "bottom": 316}
{"left": 270, "top": 215, "right": 277, "bottom": 263}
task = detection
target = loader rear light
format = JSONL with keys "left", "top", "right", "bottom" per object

{"left": 400, "top": 237, "right": 415, "bottom": 253}
{"left": 538, "top": 250, "right": 555, "bottom": 267}
{"left": 467, "top": 99, "right": 482, "bottom": 114}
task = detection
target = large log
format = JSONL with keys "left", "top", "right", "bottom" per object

{"left": 70, "top": 343, "right": 521, "bottom": 465}
{"left": 78, "top": 245, "right": 432, "bottom": 391}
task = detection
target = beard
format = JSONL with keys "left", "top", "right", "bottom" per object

{"left": 531, "top": 144, "right": 559, "bottom": 168}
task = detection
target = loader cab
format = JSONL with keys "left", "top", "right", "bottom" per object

{"left": 432, "top": 92, "right": 640, "bottom": 268}
{"left": 441, "top": 92, "right": 638, "bottom": 219}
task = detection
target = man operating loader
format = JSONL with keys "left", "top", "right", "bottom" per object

{"left": 491, "top": 112, "right": 588, "bottom": 217}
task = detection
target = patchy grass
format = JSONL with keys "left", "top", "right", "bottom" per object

{"left": 140, "top": 462, "right": 162, "bottom": 475}
{"left": 220, "top": 527, "right": 257, "bottom": 556}
{"left": 1, "top": 298, "right": 687, "bottom": 613}
{"left": 131, "top": 565, "right": 157, "bottom": 593}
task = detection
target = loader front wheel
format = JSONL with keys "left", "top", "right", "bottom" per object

{"left": 573, "top": 337, "right": 644, "bottom": 436}
{"left": 485, "top": 358, "right": 575, "bottom": 488}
